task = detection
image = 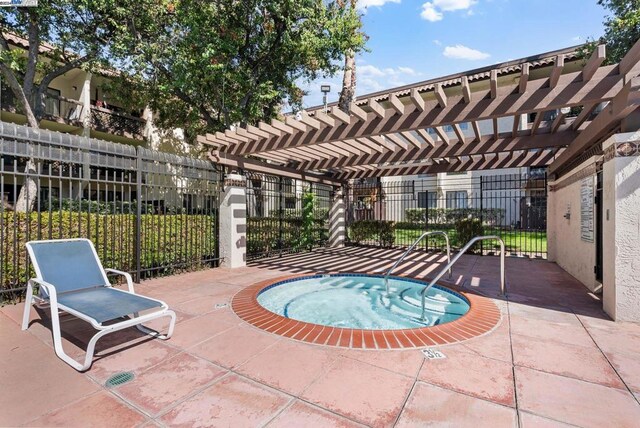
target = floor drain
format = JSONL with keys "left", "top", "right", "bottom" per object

{"left": 105, "top": 371, "right": 135, "bottom": 388}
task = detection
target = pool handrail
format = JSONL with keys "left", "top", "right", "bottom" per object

{"left": 384, "top": 231, "right": 452, "bottom": 295}
{"left": 420, "top": 235, "right": 506, "bottom": 321}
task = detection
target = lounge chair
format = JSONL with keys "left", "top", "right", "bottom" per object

{"left": 22, "top": 238, "right": 176, "bottom": 371}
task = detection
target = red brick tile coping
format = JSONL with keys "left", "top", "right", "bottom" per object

{"left": 232, "top": 273, "right": 501, "bottom": 350}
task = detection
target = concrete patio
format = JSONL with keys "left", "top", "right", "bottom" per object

{"left": 2, "top": 247, "right": 640, "bottom": 427}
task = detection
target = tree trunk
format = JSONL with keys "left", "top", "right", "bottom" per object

{"left": 338, "top": 49, "right": 356, "bottom": 113}
{"left": 0, "top": 66, "right": 41, "bottom": 213}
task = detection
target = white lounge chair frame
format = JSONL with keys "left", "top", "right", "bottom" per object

{"left": 22, "top": 238, "right": 176, "bottom": 372}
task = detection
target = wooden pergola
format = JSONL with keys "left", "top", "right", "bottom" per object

{"left": 203, "top": 40, "right": 640, "bottom": 185}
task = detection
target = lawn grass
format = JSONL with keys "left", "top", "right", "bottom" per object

{"left": 393, "top": 227, "right": 547, "bottom": 255}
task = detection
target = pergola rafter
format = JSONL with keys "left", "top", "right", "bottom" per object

{"left": 203, "top": 41, "right": 640, "bottom": 182}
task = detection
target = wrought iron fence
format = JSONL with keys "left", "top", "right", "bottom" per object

{"left": 345, "top": 170, "right": 547, "bottom": 258}
{"left": 0, "top": 122, "right": 221, "bottom": 303}
{"left": 245, "top": 172, "right": 332, "bottom": 261}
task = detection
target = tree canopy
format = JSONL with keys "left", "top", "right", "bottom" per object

{"left": 590, "top": 0, "right": 640, "bottom": 63}
{"left": 118, "top": 0, "right": 366, "bottom": 141}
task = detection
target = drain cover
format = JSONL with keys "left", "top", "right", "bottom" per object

{"left": 214, "top": 303, "right": 228, "bottom": 309}
{"left": 105, "top": 371, "right": 135, "bottom": 388}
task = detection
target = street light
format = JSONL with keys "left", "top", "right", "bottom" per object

{"left": 321, "top": 84, "right": 331, "bottom": 113}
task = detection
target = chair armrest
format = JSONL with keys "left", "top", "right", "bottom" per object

{"left": 28, "top": 278, "right": 59, "bottom": 306}
{"left": 104, "top": 269, "right": 135, "bottom": 293}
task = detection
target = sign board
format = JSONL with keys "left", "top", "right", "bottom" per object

{"left": 580, "top": 178, "right": 594, "bottom": 242}
{"left": 421, "top": 348, "right": 446, "bottom": 360}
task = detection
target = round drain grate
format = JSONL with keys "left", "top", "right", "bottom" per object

{"left": 105, "top": 371, "right": 135, "bottom": 388}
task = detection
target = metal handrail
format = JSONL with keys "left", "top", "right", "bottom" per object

{"left": 420, "top": 235, "right": 506, "bottom": 321}
{"left": 384, "top": 231, "right": 452, "bottom": 295}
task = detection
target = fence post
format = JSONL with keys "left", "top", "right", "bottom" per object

{"left": 134, "top": 148, "right": 142, "bottom": 282}
{"left": 328, "top": 186, "right": 346, "bottom": 248}
{"left": 219, "top": 173, "right": 247, "bottom": 268}
{"left": 278, "top": 176, "right": 283, "bottom": 258}
{"left": 480, "top": 176, "right": 484, "bottom": 255}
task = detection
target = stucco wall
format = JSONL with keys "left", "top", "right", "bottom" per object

{"left": 602, "top": 133, "right": 640, "bottom": 321}
{"left": 547, "top": 158, "right": 599, "bottom": 292}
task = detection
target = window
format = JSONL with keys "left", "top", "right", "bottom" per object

{"left": 446, "top": 191, "right": 468, "bottom": 209}
{"left": 418, "top": 191, "right": 436, "bottom": 208}
{"left": 44, "top": 88, "right": 61, "bottom": 117}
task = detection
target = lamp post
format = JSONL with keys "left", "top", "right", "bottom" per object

{"left": 321, "top": 84, "right": 331, "bottom": 113}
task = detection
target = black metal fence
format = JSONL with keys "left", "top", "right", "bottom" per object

{"left": 0, "top": 122, "right": 221, "bottom": 303}
{"left": 345, "top": 171, "right": 547, "bottom": 258}
{"left": 245, "top": 172, "right": 332, "bottom": 260}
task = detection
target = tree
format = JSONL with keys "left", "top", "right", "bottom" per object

{"left": 117, "top": 0, "right": 366, "bottom": 140}
{"left": 337, "top": 0, "right": 363, "bottom": 113}
{"left": 586, "top": 0, "right": 640, "bottom": 63}
{"left": 0, "top": 0, "right": 162, "bottom": 211}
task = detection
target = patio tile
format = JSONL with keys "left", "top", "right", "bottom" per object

{"left": 518, "top": 412, "right": 575, "bottom": 428}
{"left": 458, "top": 318, "right": 512, "bottom": 363}
{"left": 300, "top": 356, "right": 414, "bottom": 427}
{"left": 236, "top": 339, "right": 335, "bottom": 395}
{"left": 188, "top": 324, "right": 280, "bottom": 369}
{"left": 604, "top": 351, "right": 640, "bottom": 393}
{"left": 515, "top": 366, "right": 640, "bottom": 428}
{"left": 160, "top": 374, "right": 290, "bottom": 427}
{"left": 88, "top": 337, "right": 180, "bottom": 383}
{"left": 511, "top": 334, "right": 625, "bottom": 389}
{"left": 509, "top": 314, "right": 596, "bottom": 348}
{"left": 0, "top": 315, "right": 101, "bottom": 427}
{"left": 28, "top": 391, "right": 146, "bottom": 427}
{"left": 417, "top": 348, "right": 515, "bottom": 406}
{"left": 508, "top": 302, "right": 581, "bottom": 325}
{"left": 339, "top": 348, "right": 425, "bottom": 378}
{"left": 165, "top": 310, "right": 238, "bottom": 349}
{"left": 115, "top": 352, "right": 227, "bottom": 416}
{"left": 267, "top": 400, "right": 365, "bottom": 427}
{"left": 395, "top": 382, "right": 517, "bottom": 428}
{"left": 588, "top": 327, "right": 640, "bottom": 357}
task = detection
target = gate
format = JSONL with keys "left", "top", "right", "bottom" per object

{"left": 0, "top": 122, "right": 221, "bottom": 302}
{"left": 345, "top": 171, "right": 548, "bottom": 258}
{"left": 245, "top": 171, "right": 331, "bottom": 260}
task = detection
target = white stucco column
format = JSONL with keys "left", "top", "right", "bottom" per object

{"left": 219, "top": 174, "right": 247, "bottom": 268}
{"left": 328, "top": 186, "right": 346, "bottom": 247}
{"left": 602, "top": 132, "right": 640, "bottom": 322}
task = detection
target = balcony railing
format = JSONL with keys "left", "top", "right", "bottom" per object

{"left": 90, "top": 106, "right": 146, "bottom": 141}
{"left": 0, "top": 85, "right": 146, "bottom": 141}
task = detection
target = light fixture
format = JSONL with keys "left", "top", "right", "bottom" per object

{"left": 321, "top": 85, "right": 331, "bottom": 113}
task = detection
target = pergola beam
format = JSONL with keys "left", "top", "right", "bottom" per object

{"left": 302, "top": 129, "right": 576, "bottom": 171}
{"left": 228, "top": 64, "right": 621, "bottom": 156}
{"left": 210, "top": 150, "right": 344, "bottom": 186}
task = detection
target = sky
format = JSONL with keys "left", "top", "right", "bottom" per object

{"left": 299, "top": 0, "right": 608, "bottom": 109}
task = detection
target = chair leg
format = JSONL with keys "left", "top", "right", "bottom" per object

{"left": 135, "top": 310, "right": 176, "bottom": 340}
{"left": 21, "top": 281, "right": 33, "bottom": 331}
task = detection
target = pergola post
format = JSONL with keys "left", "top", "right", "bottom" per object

{"left": 219, "top": 173, "right": 247, "bottom": 268}
{"left": 602, "top": 132, "right": 640, "bottom": 322}
{"left": 328, "top": 186, "right": 346, "bottom": 248}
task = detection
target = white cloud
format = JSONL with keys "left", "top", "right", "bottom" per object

{"left": 433, "top": 39, "right": 442, "bottom": 46}
{"left": 357, "top": 0, "right": 401, "bottom": 10}
{"left": 420, "top": 0, "right": 477, "bottom": 22}
{"left": 442, "top": 44, "right": 490, "bottom": 60}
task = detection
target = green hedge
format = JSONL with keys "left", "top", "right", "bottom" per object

{"left": 349, "top": 220, "right": 395, "bottom": 248}
{"left": 247, "top": 217, "right": 328, "bottom": 257}
{"left": 405, "top": 208, "right": 505, "bottom": 225}
{"left": 1, "top": 211, "right": 217, "bottom": 296}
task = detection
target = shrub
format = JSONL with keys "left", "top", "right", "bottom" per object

{"left": 246, "top": 217, "right": 328, "bottom": 257}
{"left": 404, "top": 207, "right": 505, "bottom": 226}
{"left": 455, "top": 218, "right": 484, "bottom": 253}
{"left": 349, "top": 220, "right": 396, "bottom": 248}
{"left": 1, "top": 211, "right": 217, "bottom": 298}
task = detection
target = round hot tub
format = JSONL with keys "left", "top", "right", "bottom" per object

{"left": 232, "top": 273, "right": 501, "bottom": 349}
{"left": 257, "top": 274, "right": 469, "bottom": 330}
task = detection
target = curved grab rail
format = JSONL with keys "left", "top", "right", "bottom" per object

{"left": 420, "top": 235, "right": 506, "bottom": 321}
{"left": 384, "top": 231, "right": 452, "bottom": 295}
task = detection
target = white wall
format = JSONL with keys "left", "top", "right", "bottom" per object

{"left": 547, "top": 157, "right": 599, "bottom": 292}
